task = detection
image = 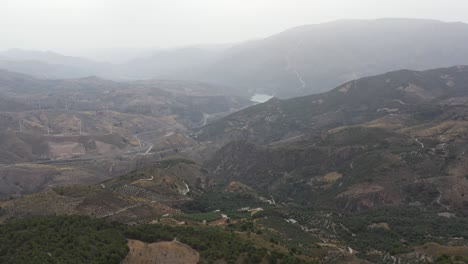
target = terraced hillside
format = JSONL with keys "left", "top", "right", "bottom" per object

{"left": 3, "top": 66, "right": 468, "bottom": 263}
{"left": 0, "top": 70, "right": 250, "bottom": 126}
{"left": 181, "top": 66, "right": 468, "bottom": 261}
{"left": 0, "top": 69, "right": 250, "bottom": 162}
{"left": 197, "top": 66, "right": 468, "bottom": 144}
{"left": 0, "top": 69, "right": 251, "bottom": 196}
{"left": 0, "top": 159, "right": 205, "bottom": 223}
{"left": 200, "top": 66, "right": 468, "bottom": 213}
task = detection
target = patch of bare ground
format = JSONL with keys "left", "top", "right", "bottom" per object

{"left": 123, "top": 239, "right": 199, "bottom": 264}
{"left": 412, "top": 242, "right": 468, "bottom": 259}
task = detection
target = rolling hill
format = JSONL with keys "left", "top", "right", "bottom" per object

{"left": 197, "top": 66, "right": 468, "bottom": 215}
{"left": 0, "top": 49, "right": 110, "bottom": 79}
{"left": 0, "top": 69, "right": 251, "bottom": 196}
{"left": 197, "top": 66, "right": 468, "bottom": 144}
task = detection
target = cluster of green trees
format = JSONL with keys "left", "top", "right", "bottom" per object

{"left": 0, "top": 216, "right": 128, "bottom": 264}
{"left": 5, "top": 207, "right": 467, "bottom": 263}
{"left": 125, "top": 224, "right": 312, "bottom": 264}
{"left": 0, "top": 215, "right": 313, "bottom": 264}
{"left": 175, "top": 212, "right": 222, "bottom": 222}
{"left": 435, "top": 254, "right": 468, "bottom": 264}
{"left": 338, "top": 207, "right": 468, "bottom": 256}
{"left": 179, "top": 189, "right": 264, "bottom": 213}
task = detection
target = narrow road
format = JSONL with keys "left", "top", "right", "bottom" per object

{"left": 172, "top": 239, "right": 200, "bottom": 263}
{"left": 98, "top": 204, "right": 143, "bottom": 218}
{"left": 0, "top": 129, "right": 194, "bottom": 170}
{"left": 436, "top": 188, "right": 450, "bottom": 210}
{"left": 414, "top": 137, "right": 424, "bottom": 148}
{"left": 133, "top": 131, "right": 155, "bottom": 155}
{"left": 134, "top": 175, "right": 154, "bottom": 184}
{"left": 284, "top": 39, "right": 307, "bottom": 90}
{"left": 180, "top": 182, "right": 190, "bottom": 195}
{"left": 99, "top": 197, "right": 192, "bottom": 219}
{"left": 202, "top": 113, "right": 209, "bottom": 126}
{"left": 145, "top": 145, "right": 153, "bottom": 154}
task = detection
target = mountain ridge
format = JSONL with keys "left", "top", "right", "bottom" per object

{"left": 197, "top": 65, "right": 468, "bottom": 215}
{"left": 3, "top": 19, "right": 468, "bottom": 98}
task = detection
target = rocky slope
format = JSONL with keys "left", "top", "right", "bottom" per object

{"left": 200, "top": 66, "right": 468, "bottom": 214}
{"left": 0, "top": 159, "right": 205, "bottom": 222}
{"left": 0, "top": 69, "right": 250, "bottom": 161}
{"left": 0, "top": 69, "right": 251, "bottom": 196}
{"left": 198, "top": 66, "right": 468, "bottom": 143}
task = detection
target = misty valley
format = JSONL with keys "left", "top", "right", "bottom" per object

{"left": 1, "top": 12, "right": 468, "bottom": 264}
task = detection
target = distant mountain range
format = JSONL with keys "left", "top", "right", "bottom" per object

{"left": 0, "top": 49, "right": 110, "bottom": 79}
{"left": 2, "top": 19, "right": 468, "bottom": 97}
{"left": 199, "top": 18, "right": 468, "bottom": 97}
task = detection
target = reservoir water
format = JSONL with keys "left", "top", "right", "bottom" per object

{"left": 250, "top": 93, "right": 274, "bottom": 103}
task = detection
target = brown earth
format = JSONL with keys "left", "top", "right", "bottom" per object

{"left": 123, "top": 239, "right": 199, "bottom": 264}
{"left": 410, "top": 242, "right": 468, "bottom": 261}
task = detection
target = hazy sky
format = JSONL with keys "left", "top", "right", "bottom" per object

{"left": 1, "top": 0, "right": 468, "bottom": 58}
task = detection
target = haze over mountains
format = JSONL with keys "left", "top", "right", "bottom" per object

{"left": 199, "top": 65, "right": 468, "bottom": 212}
{"left": 2, "top": 19, "right": 468, "bottom": 98}
{"left": 4, "top": 11, "right": 468, "bottom": 263}
{"left": 3, "top": 64, "right": 468, "bottom": 263}
{"left": 0, "top": 68, "right": 250, "bottom": 196}
{"left": 0, "top": 49, "right": 110, "bottom": 79}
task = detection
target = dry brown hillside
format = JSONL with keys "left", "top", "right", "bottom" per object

{"left": 123, "top": 239, "right": 199, "bottom": 264}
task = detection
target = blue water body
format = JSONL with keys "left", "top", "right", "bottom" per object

{"left": 250, "top": 93, "right": 274, "bottom": 103}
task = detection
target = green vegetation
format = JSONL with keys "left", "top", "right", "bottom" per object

{"left": 125, "top": 223, "right": 312, "bottom": 264}
{"left": 0, "top": 216, "right": 128, "bottom": 264}
{"left": 249, "top": 208, "right": 326, "bottom": 256}
{"left": 175, "top": 212, "right": 222, "bottom": 222}
{"left": 322, "top": 126, "right": 396, "bottom": 147}
{"left": 435, "top": 254, "right": 468, "bottom": 264}
{"left": 256, "top": 216, "right": 318, "bottom": 254}
{"left": 224, "top": 210, "right": 252, "bottom": 219}
{"left": 0, "top": 214, "right": 313, "bottom": 264}
{"left": 158, "top": 158, "right": 196, "bottom": 169}
{"left": 179, "top": 189, "right": 264, "bottom": 213}
{"left": 337, "top": 207, "right": 468, "bottom": 256}
{"left": 117, "top": 158, "right": 196, "bottom": 181}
